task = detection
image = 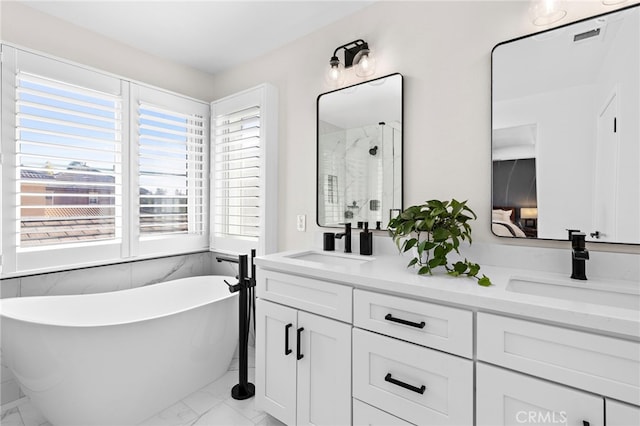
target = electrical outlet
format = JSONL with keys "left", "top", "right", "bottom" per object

{"left": 296, "top": 214, "right": 306, "bottom": 232}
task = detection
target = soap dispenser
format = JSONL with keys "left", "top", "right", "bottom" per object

{"left": 360, "top": 222, "right": 373, "bottom": 256}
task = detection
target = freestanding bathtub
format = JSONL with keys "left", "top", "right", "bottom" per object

{"left": 0, "top": 275, "right": 239, "bottom": 426}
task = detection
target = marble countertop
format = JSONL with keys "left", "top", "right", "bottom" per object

{"left": 255, "top": 249, "right": 640, "bottom": 340}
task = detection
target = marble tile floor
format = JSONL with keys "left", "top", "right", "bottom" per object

{"left": 0, "top": 346, "right": 285, "bottom": 426}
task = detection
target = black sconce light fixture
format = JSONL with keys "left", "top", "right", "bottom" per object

{"left": 326, "top": 39, "right": 376, "bottom": 86}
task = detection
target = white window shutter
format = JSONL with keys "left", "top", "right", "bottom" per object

{"left": 1, "top": 45, "right": 126, "bottom": 273}
{"left": 211, "top": 84, "right": 278, "bottom": 256}
{"left": 15, "top": 71, "right": 123, "bottom": 248}
{"left": 131, "top": 84, "right": 209, "bottom": 257}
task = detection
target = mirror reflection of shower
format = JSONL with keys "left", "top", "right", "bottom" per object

{"left": 337, "top": 120, "right": 401, "bottom": 228}
{"left": 317, "top": 73, "right": 403, "bottom": 230}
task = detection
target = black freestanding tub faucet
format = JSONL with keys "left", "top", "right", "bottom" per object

{"left": 568, "top": 229, "right": 589, "bottom": 280}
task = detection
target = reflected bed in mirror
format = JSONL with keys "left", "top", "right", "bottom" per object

{"left": 492, "top": 4, "right": 639, "bottom": 244}
{"left": 317, "top": 73, "right": 403, "bottom": 230}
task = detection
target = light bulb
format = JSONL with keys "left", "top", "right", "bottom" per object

{"left": 530, "top": 0, "right": 567, "bottom": 26}
{"left": 325, "top": 56, "right": 345, "bottom": 87}
{"left": 354, "top": 48, "right": 376, "bottom": 78}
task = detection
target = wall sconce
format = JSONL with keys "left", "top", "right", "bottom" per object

{"left": 530, "top": 0, "right": 567, "bottom": 26}
{"left": 326, "top": 39, "right": 376, "bottom": 86}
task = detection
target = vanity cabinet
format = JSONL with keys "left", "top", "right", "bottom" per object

{"left": 352, "top": 290, "right": 474, "bottom": 425}
{"left": 255, "top": 271, "right": 352, "bottom": 426}
{"left": 256, "top": 260, "right": 640, "bottom": 426}
{"left": 477, "top": 312, "right": 640, "bottom": 426}
{"left": 606, "top": 399, "right": 640, "bottom": 426}
{"left": 477, "top": 312, "right": 640, "bottom": 405}
{"left": 477, "top": 363, "right": 604, "bottom": 426}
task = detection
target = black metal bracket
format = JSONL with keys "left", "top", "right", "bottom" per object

{"left": 331, "top": 39, "right": 368, "bottom": 68}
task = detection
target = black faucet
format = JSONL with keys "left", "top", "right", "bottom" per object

{"left": 335, "top": 223, "right": 352, "bottom": 253}
{"left": 568, "top": 229, "right": 589, "bottom": 280}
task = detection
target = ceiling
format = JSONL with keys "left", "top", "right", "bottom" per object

{"left": 18, "top": 0, "right": 375, "bottom": 75}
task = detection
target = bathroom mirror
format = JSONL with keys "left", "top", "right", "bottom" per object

{"left": 492, "top": 4, "right": 639, "bottom": 244}
{"left": 317, "top": 73, "right": 403, "bottom": 230}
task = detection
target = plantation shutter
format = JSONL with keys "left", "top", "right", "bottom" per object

{"left": 132, "top": 85, "right": 209, "bottom": 257}
{"left": 213, "top": 105, "right": 261, "bottom": 241}
{"left": 2, "top": 46, "right": 126, "bottom": 273}
{"left": 211, "top": 84, "right": 278, "bottom": 255}
{"left": 137, "top": 102, "right": 206, "bottom": 237}
{"left": 15, "top": 71, "right": 122, "bottom": 248}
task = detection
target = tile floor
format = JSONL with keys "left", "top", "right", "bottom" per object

{"left": 0, "top": 346, "right": 285, "bottom": 426}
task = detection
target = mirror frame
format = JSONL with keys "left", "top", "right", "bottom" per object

{"left": 490, "top": 4, "right": 639, "bottom": 245}
{"left": 316, "top": 73, "right": 404, "bottom": 230}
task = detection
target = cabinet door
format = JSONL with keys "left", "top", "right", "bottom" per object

{"left": 477, "top": 363, "right": 603, "bottom": 426}
{"left": 256, "top": 299, "right": 298, "bottom": 426}
{"left": 296, "top": 311, "right": 351, "bottom": 426}
{"left": 606, "top": 399, "right": 640, "bottom": 426}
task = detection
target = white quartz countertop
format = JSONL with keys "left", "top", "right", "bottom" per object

{"left": 255, "top": 250, "right": 640, "bottom": 340}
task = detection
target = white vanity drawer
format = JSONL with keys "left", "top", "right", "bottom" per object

{"left": 352, "top": 328, "right": 473, "bottom": 425}
{"left": 477, "top": 363, "right": 604, "bottom": 426}
{"left": 477, "top": 312, "right": 640, "bottom": 405}
{"left": 256, "top": 269, "right": 352, "bottom": 322}
{"left": 606, "top": 399, "right": 640, "bottom": 426}
{"left": 353, "top": 399, "right": 414, "bottom": 426}
{"left": 353, "top": 289, "right": 472, "bottom": 358}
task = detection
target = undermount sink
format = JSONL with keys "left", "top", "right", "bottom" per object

{"left": 506, "top": 275, "right": 640, "bottom": 310}
{"left": 285, "top": 251, "right": 373, "bottom": 266}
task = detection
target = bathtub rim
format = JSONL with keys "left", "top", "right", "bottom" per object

{"left": 0, "top": 275, "right": 239, "bottom": 328}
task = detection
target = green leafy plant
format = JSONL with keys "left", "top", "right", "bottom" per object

{"left": 387, "top": 199, "right": 491, "bottom": 286}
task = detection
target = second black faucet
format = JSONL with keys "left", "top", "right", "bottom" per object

{"left": 335, "top": 223, "right": 352, "bottom": 253}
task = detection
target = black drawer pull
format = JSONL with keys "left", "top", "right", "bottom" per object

{"left": 296, "top": 327, "right": 304, "bottom": 360}
{"left": 385, "top": 313, "right": 426, "bottom": 329}
{"left": 284, "top": 323, "right": 293, "bottom": 355}
{"left": 385, "top": 373, "right": 426, "bottom": 394}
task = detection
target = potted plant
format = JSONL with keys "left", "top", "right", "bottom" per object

{"left": 387, "top": 199, "right": 491, "bottom": 286}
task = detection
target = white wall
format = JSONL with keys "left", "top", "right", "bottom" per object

{"left": 2, "top": 1, "right": 638, "bottom": 255}
{"left": 207, "top": 0, "right": 638, "bottom": 253}
{"left": 0, "top": 1, "right": 217, "bottom": 100}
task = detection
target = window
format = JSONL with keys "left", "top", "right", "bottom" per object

{"left": 211, "top": 84, "right": 278, "bottom": 256}
{"left": 1, "top": 45, "right": 209, "bottom": 274}
{"left": 16, "top": 71, "right": 122, "bottom": 248}
{"left": 132, "top": 85, "right": 209, "bottom": 256}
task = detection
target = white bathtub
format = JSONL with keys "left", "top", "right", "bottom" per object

{"left": 0, "top": 275, "right": 239, "bottom": 426}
